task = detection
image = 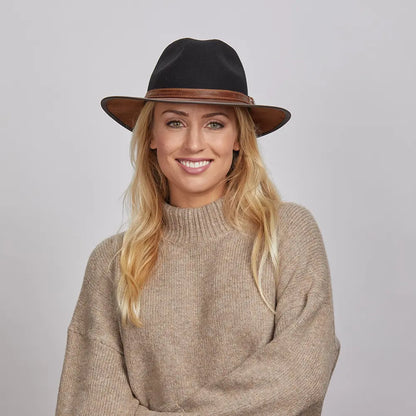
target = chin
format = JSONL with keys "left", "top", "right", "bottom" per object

{"left": 179, "top": 185, "right": 217, "bottom": 196}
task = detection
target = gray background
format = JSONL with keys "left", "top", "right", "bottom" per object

{"left": 1, "top": 1, "right": 415, "bottom": 414}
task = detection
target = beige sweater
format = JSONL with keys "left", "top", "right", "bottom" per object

{"left": 55, "top": 198, "right": 340, "bottom": 416}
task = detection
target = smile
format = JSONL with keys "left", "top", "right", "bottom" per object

{"left": 176, "top": 158, "right": 213, "bottom": 174}
{"left": 178, "top": 159, "right": 211, "bottom": 168}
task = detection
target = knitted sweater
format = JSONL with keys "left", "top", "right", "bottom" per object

{"left": 55, "top": 198, "right": 340, "bottom": 416}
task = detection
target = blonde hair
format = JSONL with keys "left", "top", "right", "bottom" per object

{"left": 116, "top": 101, "right": 282, "bottom": 328}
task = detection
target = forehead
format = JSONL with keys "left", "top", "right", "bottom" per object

{"left": 153, "top": 102, "right": 236, "bottom": 117}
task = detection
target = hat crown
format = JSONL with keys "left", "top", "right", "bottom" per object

{"left": 147, "top": 38, "right": 248, "bottom": 95}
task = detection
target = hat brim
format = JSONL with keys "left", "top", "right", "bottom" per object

{"left": 101, "top": 96, "right": 291, "bottom": 137}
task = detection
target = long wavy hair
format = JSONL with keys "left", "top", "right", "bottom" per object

{"left": 115, "top": 101, "right": 283, "bottom": 328}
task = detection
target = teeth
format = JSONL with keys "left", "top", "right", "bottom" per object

{"left": 179, "top": 160, "right": 211, "bottom": 168}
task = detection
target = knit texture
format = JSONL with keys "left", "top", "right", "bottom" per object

{"left": 55, "top": 198, "right": 340, "bottom": 415}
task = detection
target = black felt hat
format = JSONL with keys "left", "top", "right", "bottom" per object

{"left": 101, "top": 38, "right": 291, "bottom": 137}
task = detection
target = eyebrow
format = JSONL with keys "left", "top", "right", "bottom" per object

{"left": 161, "top": 110, "right": 230, "bottom": 119}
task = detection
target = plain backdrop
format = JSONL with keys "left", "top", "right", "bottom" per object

{"left": 1, "top": 1, "right": 415, "bottom": 415}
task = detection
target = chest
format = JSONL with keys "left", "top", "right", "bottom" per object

{"left": 138, "top": 232, "right": 277, "bottom": 350}
{"left": 120, "top": 231, "right": 278, "bottom": 406}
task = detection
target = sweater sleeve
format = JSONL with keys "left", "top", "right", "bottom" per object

{"left": 166, "top": 203, "right": 341, "bottom": 416}
{"left": 55, "top": 235, "right": 192, "bottom": 416}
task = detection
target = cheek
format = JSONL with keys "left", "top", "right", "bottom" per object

{"left": 155, "top": 144, "right": 172, "bottom": 170}
{"left": 152, "top": 130, "right": 175, "bottom": 156}
{"left": 152, "top": 136, "right": 179, "bottom": 177}
{"left": 216, "top": 136, "right": 238, "bottom": 160}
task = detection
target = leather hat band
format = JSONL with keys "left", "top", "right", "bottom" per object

{"left": 145, "top": 88, "right": 255, "bottom": 105}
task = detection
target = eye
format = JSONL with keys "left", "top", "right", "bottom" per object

{"left": 166, "top": 120, "right": 184, "bottom": 128}
{"left": 207, "top": 121, "right": 224, "bottom": 130}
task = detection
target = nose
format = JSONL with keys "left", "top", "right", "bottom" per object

{"left": 183, "top": 124, "right": 206, "bottom": 153}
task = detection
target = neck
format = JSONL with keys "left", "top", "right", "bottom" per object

{"left": 162, "top": 196, "right": 234, "bottom": 244}
{"left": 167, "top": 185, "right": 226, "bottom": 208}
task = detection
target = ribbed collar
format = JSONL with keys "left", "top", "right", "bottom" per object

{"left": 162, "top": 197, "right": 234, "bottom": 244}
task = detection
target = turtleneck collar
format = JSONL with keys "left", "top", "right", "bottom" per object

{"left": 162, "top": 197, "right": 234, "bottom": 244}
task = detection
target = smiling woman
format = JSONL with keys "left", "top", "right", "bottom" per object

{"left": 55, "top": 38, "right": 340, "bottom": 416}
{"left": 150, "top": 103, "right": 240, "bottom": 207}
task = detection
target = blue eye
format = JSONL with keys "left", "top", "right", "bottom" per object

{"left": 167, "top": 120, "right": 183, "bottom": 128}
{"left": 208, "top": 121, "right": 224, "bottom": 129}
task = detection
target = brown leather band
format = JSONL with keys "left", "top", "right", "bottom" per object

{"left": 145, "top": 88, "right": 255, "bottom": 105}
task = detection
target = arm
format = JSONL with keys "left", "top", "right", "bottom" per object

{"left": 55, "top": 235, "right": 192, "bottom": 416}
{"left": 166, "top": 203, "right": 341, "bottom": 416}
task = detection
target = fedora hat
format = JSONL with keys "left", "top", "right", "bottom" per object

{"left": 101, "top": 38, "right": 291, "bottom": 137}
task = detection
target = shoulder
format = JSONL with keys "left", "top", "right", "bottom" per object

{"left": 276, "top": 201, "right": 326, "bottom": 255}
{"left": 89, "top": 231, "right": 125, "bottom": 260}
{"left": 276, "top": 202, "right": 331, "bottom": 296}
{"left": 70, "top": 231, "right": 126, "bottom": 335}
{"left": 91, "top": 231, "right": 125, "bottom": 255}
{"left": 278, "top": 201, "right": 321, "bottom": 236}
{"left": 83, "top": 231, "right": 125, "bottom": 286}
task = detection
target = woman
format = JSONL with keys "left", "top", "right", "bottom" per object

{"left": 55, "top": 38, "right": 340, "bottom": 416}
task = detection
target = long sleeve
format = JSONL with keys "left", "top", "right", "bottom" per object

{"left": 55, "top": 235, "right": 192, "bottom": 416}
{"left": 165, "top": 203, "right": 341, "bottom": 416}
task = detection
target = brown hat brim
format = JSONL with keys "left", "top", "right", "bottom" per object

{"left": 101, "top": 95, "right": 291, "bottom": 137}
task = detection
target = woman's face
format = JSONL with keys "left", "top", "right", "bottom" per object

{"left": 151, "top": 102, "right": 240, "bottom": 208}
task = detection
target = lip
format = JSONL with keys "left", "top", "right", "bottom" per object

{"left": 176, "top": 158, "right": 213, "bottom": 175}
{"left": 176, "top": 158, "right": 213, "bottom": 162}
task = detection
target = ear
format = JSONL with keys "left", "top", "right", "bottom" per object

{"left": 233, "top": 140, "right": 240, "bottom": 151}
